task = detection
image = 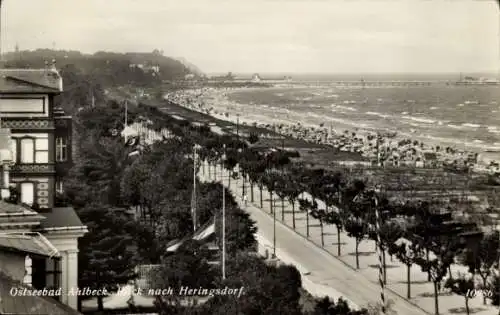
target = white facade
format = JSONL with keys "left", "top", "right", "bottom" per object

{"left": 45, "top": 230, "right": 84, "bottom": 309}
{"left": 0, "top": 95, "right": 49, "bottom": 118}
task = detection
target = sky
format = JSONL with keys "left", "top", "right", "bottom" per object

{"left": 2, "top": 0, "right": 499, "bottom": 74}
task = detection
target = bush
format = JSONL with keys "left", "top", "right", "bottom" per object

{"left": 248, "top": 132, "right": 259, "bottom": 144}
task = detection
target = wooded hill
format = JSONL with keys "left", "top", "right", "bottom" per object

{"left": 3, "top": 49, "right": 196, "bottom": 84}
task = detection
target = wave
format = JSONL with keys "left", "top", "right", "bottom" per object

{"left": 332, "top": 105, "right": 358, "bottom": 112}
{"left": 488, "top": 126, "right": 500, "bottom": 134}
{"left": 401, "top": 115, "right": 436, "bottom": 124}
{"left": 341, "top": 100, "right": 356, "bottom": 104}
{"left": 366, "top": 111, "right": 390, "bottom": 118}
{"left": 430, "top": 106, "right": 439, "bottom": 110}
{"left": 461, "top": 123, "right": 481, "bottom": 128}
{"left": 447, "top": 124, "right": 465, "bottom": 129}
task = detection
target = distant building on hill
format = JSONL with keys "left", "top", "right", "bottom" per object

{"left": 129, "top": 63, "right": 160, "bottom": 74}
{"left": 251, "top": 73, "right": 261, "bottom": 83}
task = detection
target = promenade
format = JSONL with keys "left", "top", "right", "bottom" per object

{"left": 199, "top": 161, "right": 500, "bottom": 315}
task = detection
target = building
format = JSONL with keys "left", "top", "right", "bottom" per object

{"left": 251, "top": 73, "right": 261, "bottom": 83}
{"left": 0, "top": 62, "right": 87, "bottom": 312}
{"left": 129, "top": 63, "right": 160, "bottom": 74}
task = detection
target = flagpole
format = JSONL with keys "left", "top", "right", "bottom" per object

{"left": 222, "top": 144, "right": 226, "bottom": 280}
{"left": 124, "top": 100, "right": 128, "bottom": 142}
{"left": 192, "top": 145, "right": 198, "bottom": 232}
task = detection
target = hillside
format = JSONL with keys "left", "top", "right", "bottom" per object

{"left": 3, "top": 49, "right": 195, "bottom": 83}
{"left": 174, "top": 57, "right": 205, "bottom": 77}
{"left": 1, "top": 49, "right": 201, "bottom": 115}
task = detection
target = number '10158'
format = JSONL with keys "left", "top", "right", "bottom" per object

{"left": 466, "top": 289, "right": 493, "bottom": 298}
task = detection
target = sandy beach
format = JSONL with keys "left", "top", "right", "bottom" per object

{"left": 165, "top": 87, "right": 499, "bottom": 172}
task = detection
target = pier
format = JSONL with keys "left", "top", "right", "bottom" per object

{"left": 280, "top": 80, "right": 446, "bottom": 87}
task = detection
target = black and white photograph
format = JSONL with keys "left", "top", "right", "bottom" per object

{"left": 0, "top": 0, "right": 499, "bottom": 314}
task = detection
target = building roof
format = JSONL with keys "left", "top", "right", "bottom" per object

{"left": 0, "top": 201, "right": 41, "bottom": 216}
{"left": 166, "top": 217, "right": 215, "bottom": 252}
{"left": 39, "top": 207, "right": 85, "bottom": 230}
{"left": 0, "top": 271, "right": 82, "bottom": 315}
{"left": 0, "top": 68, "right": 62, "bottom": 93}
{"left": 0, "top": 233, "right": 60, "bottom": 258}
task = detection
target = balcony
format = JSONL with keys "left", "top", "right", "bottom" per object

{"left": 11, "top": 163, "right": 55, "bottom": 174}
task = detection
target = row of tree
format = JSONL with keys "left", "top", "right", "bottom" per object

{"left": 59, "top": 84, "right": 367, "bottom": 315}
{"left": 130, "top": 100, "right": 500, "bottom": 315}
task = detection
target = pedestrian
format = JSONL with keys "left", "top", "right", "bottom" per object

{"left": 243, "top": 194, "right": 248, "bottom": 207}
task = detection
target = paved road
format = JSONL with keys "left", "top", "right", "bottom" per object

{"left": 200, "top": 161, "right": 500, "bottom": 315}
{"left": 199, "top": 161, "right": 427, "bottom": 315}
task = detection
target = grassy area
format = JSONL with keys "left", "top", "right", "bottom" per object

{"left": 141, "top": 97, "right": 366, "bottom": 159}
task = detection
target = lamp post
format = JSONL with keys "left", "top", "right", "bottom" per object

{"left": 221, "top": 144, "right": 227, "bottom": 280}
{"left": 374, "top": 194, "right": 386, "bottom": 314}
{"left": 191, "top": 144, "right": 202, "bottom": 232}
{"left": 236, "top": 114, "right": 240, "bottom": 141}
{"left": 273, "top": 180, "right": 277, "bottom": 258}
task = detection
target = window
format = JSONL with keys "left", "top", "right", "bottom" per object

{"left": 9, "top": 139, "right": 16, "bottom": 163}
{"left": 20, "top": 139, "right": 34, "bottom": 163}
{"left": 20, "top": 182, "right": 34, "bottom": 205}
{"left": 56, "top": 137, "right": 67, "bottom": 162}
{"left": 55, "top": 180, "right": 63, "bottom": 193}
{"left": 16, "top": 137, "right": 49, "bottom": 164}
{"left": 46, "top": 258, "right": 61, "bottom": 295}
{"left": 35, "top": 138, "right": 49, "bottom": 163}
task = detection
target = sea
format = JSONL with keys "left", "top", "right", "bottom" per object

{"left": 224, "top": 73, "right": 500, "bottom": 162}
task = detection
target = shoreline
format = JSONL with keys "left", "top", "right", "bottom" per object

{"left": 164, "top": 86, "right": 499, "bottom": 173}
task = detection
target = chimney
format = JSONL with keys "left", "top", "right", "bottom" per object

{"left": 47, "top": 59, "right": 63, "bottom": 91}
{"left": 53, "top": 106, "right": 65, "bottom": 117}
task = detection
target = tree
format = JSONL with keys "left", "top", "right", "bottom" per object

{"left": 262, "top": 172, "right": 280, "bottom": 214}
{"left": 77, "top": 203, "right": 138, "bottom": 311}
{"left": 275, "top": 175, "right": 289, "bottom": 222}
{"left": 365, "top": 299, "right": 397, "bottom": 315}
{"left": 311, "top": 296, "right": 368, "bottom": 315}
{"left": 310, "top": 208, "right": 327, "bottom": 247}
{"left": 344, "top": 217, "right": 368, "bottom": 269}
{"left": 389, "top": 242, "right": 422, "bottom": 298}
{"left": 71, "top": 134, "right": 133, "bottom": 206}
{"left": 201, "top": 253, "right": 303, "bottom": 315}
{"left": 416, "top": 257, "right": 451, "bottom": 315}
{"left": 444, "top": 273, "right": 476, "bottom": 315}
{"left": 463, "top": 231, "right": 500, "bottom": 304}
{"left": 248, "top": 132, "right": 259, "bottom": 144}
{"left": 488, "top": 275, "right": 500, "bottom": 306}
{"left": 324, "top": 211, "right": 345, "bottom": 256}
{"left": 299, "top": 198, "right": 314, "bottom": 238}
{"left": 372, "top": 221, "right": 403, "bottom": 284}
{"left": 284, "top": 179, "right": 301, "bottom": 230}
{"left": 223, "top": 149, "right": 238, "bottom": 188}
{"left": 153, "top": 240, "right": 218, "bottom": 290}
